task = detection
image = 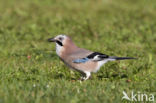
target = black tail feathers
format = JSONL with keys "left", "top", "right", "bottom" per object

{"left": 109, "top": 56, "right": 137, "bottom": 60}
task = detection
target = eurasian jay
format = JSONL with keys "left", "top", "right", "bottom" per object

{"left": 48, "top": 34, "right": 135, "bottom": 80}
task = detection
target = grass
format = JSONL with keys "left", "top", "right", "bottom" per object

{"left": 0, "top": 0, "right": 156, "bottom": 103}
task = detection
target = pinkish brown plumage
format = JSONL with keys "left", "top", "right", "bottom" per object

{"left": 48, "top": 34, "right": 136, "bottom": 80}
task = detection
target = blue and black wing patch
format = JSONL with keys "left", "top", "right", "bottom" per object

{"left": 73, "top": 52, "right": 109, "bottom": 63}
{"left": 73, "top": 58, "right": 89, "bottom": 63}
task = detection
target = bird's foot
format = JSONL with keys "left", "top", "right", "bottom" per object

{"left": 79, "top": 72, "right": 91, "bottom": 81}
{"left": 79, "top": 77, "right": 85, "bottom": 81}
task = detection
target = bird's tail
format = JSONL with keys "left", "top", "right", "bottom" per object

{"left": 109, "top": 56, "right": 137, "bottom": 60}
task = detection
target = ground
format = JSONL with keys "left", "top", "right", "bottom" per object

{"left": 0, "top": 0, "right": 156, "bottom": 103}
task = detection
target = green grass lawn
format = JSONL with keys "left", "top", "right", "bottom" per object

{"left": 0, "top": 0, "right": 156, "bottom": 103}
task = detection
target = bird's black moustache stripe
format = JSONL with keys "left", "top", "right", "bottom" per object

{"left": 56, "top": 40, "right": 63, "bottom": 46}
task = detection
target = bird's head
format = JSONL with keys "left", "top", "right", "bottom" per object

{"left": 48, "top": 34, "right": 67, "bottom": 46}
{"left": 48, "top": 34, "right": 77, "bottom": 56}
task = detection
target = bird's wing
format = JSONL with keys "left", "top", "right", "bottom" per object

{"left": 72, "top": 52, "right": 109, "bottom": 63}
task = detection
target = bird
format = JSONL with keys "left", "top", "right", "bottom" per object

{"left": 48, "top": 34, "right": 136, "bottom": 80}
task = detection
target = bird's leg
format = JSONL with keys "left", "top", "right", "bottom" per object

{"left": 80, "top": 76, "right": 86, "bottom": 80}
{"left": 83, "top": 71, "right": 91, "bottom": 81}
{"left": 80, "top": 73, "right": 86, "bottom": 80}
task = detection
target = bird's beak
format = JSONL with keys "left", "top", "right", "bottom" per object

{"left": 48, "top": 38, "right": 56, "bottom": 42}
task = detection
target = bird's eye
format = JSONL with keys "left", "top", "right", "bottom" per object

{"left": 59, "top": 37, "right": 63, "bottom": 41}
